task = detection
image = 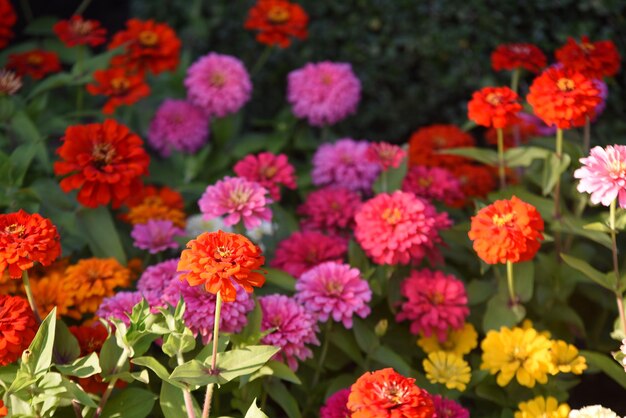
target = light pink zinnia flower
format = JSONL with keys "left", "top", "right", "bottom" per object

{"left": 402, "top": 165, "right": 464, "bottom": 205}
{"left": 396, "top": 269, "right": 469, "bottom": 342}
{"left": 137, "top": 259, "right": 179, "bottom": 308}
{"left": 297, "top": 186, "right": 362, "bottom": 236}
{"left": 366, "top": 142, "right": 406, "bottom": 171}
{"left": 574, "top": 145, "right": 626, "bottom": 208}
{"left": 131, "top": 219, "right": 185, "bottom": 254}
{"left": 198, "top": 176, "right": 272, "bottom": 230}
{"left": 354, "top": 191, "right": 452, "bottom": 266}
{"left": 185, "top": 52, "right": 252, "bottom": 118}
{"left": 233, "top": 152, "right": 297, "bottom": 201}
{"left": 432, "top": 395, "right": 470, "bottom": 418}
{"left": 295, "top": 261, "right": 371, "bottom": 328}
{"left": 312, "top": 138, "right": 380, "bottom": 193}
{"left": 148, "top": 99, "right": 209, "bottom": 157}
{"left": 259, "top": 294, "right": 320, "bottom": 370}
{"left": 287, "top": 61, "right": 361, "bottom": 127}
{"left": 96, "top": 291, "right": 143, "bottom": 326}
{"left": 271, "top": 231, "right": 348, "bottom": 277}
{"left": 320, "top": 389, "right": 351, "bottom": 418}
{"left": 0, "top": 69, "right": 22, "bottom": 95}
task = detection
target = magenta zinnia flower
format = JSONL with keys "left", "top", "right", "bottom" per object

{"left": 198, "top": 176, "right": 272, "bottom": 230}
{"left": 366, "top": 142, "right": 406, "bottom": 171}
{"left": 402, "top": 165, "right": 464, "bottom": 205}
{"left": 271, "top": 231, "right": 348, "bottom": 277}
{"left": 131, "top": 219, "right": 185, "bottom": 254}
{"left": 185, "top": 52, "right": 252, "bottom": 118}
{"left": 233, "top": 152, "right": 297, "bottom": 201}
{"left": 432, "top": 395, "right": 470, "bottom": 418}
{"left": 320, "top": 389, "right": 351, "bottom": 418}
{"left": 396, "top": 269, "right": 469, "bottom": 342}
{"left": 259, "top": 294, "right": 320, "bottom": 370}
{"left": 148, "top": 99, "right": 209, "bottom": 157}
{"left": 96, "top": 291, "right": 143, "bottom": 326}
{"left": 295, "top": 261, "right": 371, "bottom": 328}
{"left": 312, "top": 138, "right": 380, "bottom": 193}
{"left": 287, "top": 61, "right": 361, "bottom": 127}
{"left": 137, "top": 259, "right": 179, "bottom": 307}
{"left": 574, "top": 145, "right": 626, "bottom": 208}
{"left": 297, "top": 186, "right": 362, "bottom": 236}
{"left": 354, "top": 191, "right": 452, "bottom": 266}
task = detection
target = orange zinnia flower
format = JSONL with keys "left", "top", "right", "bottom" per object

{"left": 244, "top": 0, "right": 308, "bottom": 48}
{"left": 468, "top": 196, "right": 544, "bottom": 264}
{"left": 7, "top": 50, "right": 61, "bottom": 80}
{"left": 347, "top": 368, "right": 435, "bottom": 418}
{"left": 54, "top": 119, "right": 150, "bottom": 209}
{"left": 527, "top": 66, "right": 601, "bottom": 129}
{"left": 86, "top": 67, "right": 150, "bottom": 114}
{"left": 0, "top": 399, "right": 7, "bottom": 417}
{"left": 0, "top": 294, "right": 37, "bottom": 366}
{"left": 31, "top": 261, "right": 73, "bottom": 318}
{"left": 108, "top": 19, "right": 181, "bottom": 75}
{"left": 408, "top": 124, "right": 475, "bottom": 168}
{"left": 0, "top": 0, "right": 17, "bottom": 50}
{"left": 178, "top": 230, "right": 265, "bottom": 302}
{"left": 468, "top": 86, "right": 522, "bottom": 129}
{"left": 449, "top": 164, "right": 497, "bottom": 207}
{"left": 53, "top": 15, "right": 107, "bottom": 47}
{"left": 491, "top": 43, "right": 547, "bottom": 74}
{"left": 123, "top": 185, "right": 186, "bottom": 228}
{"left": 0, "top": 210, "right": 61, "bottom": 279}
{"left": 555, "top": 36, "right": 620, "bottom": 79}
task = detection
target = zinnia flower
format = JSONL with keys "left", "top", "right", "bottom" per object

{"left": 468, "top": 86, "right": 522, "bottom": 129}
{"left": 177, "top": 230, "right": 265, "bottom": 302}
{"left": 297, "top": 186, "right": 362, "bottom": 236}
{"left": 137, "top": 258, "right": 178, "bottom": 306}
{"left": 96, "top": 291, "right": 142, "bottom": 326}
{"left": 86, "top": 68, "right": 150, "bottom": 114}
{"left": 54, "top": 119, "right": 150, "bottom": 209}
{"left": 418, "top": 323, "right": 478, "bottom": 358}
{"left": 198, "top": 176, "right": 272, "bottom": 230}
{"left": 468, "top": 196, "right": 544, "bottom": 264}
{"left": 124, "top": 185, "right": 186, "bottom": 228}
{"left": 108, "top": 18, "right": 181, "bottom": 75}
{"left": 312, "top": 138, "right": 380, "bottom": 193}
{"left": 259, "top": 294, "right": 319, "bottom": 370}
{"left": 31, "top": 266, "right": 73, "bottom": 318}
{"left": 287, "top": 61, "right": 361, "bottom": 127}
{"left": 569, "top": 405, "right": 621, "bottom": 418}
{"left": 491, "top": 43, "right": 547, "bottom": 73}
{"left": 0, "top": 294, "right": 37, "bottom": 366}
{"left": 131, "top": 219, "right": 184, "bottom": 254}
{"left": 233, "top": 152, "right": 297, "bottom": 201}
{"left": 515, "top": 396, "right": 570, "bottom": 418}
{"left": 347, "top": 368, "right": 435, "bottom": 418}
{"left": 0, "top": 399, "right": 7, "bottom": 417}
{"left": 0, "top": 210, "right": 61, "bottom": 279}
{"left": 185, "top": 52, "right": 252, "bottom": 118}
{"left": 548, "top": 340, "right": 587, "bottom": 375}
{"left": 295, "top": 261, "right": 371, "bottom": 328}
{"left": 0, "top": 0, "right": 17, "bottom": 49}
{"left": 244, "top": 0, "right": 308, "bottom": 48}
{"left": 574, "top": 145, "right": 626, "bottom": 208}
{"left": 484, "top": 112, "right": 541, "bottom": 150}
{"left": 423, "top": 351, "right": 471, "bottom": 391}
{"left": 320, "top": 389, "right": 350, "bottom": 418}
{"left": 480, "top": 325, "right": 552, "bottom": 387}
{"left": 431, "top": 395, "right": 469, "bottom": 418}
{"left": 366, "top": 142, "right": 406, "bottom": 171}
{"left": 402, "top": 165, "right": 464, "bottom": 206}
{"left": 449, "top": 164, "right": 497, "bottom": 207}
{"left": 271, "top": 231, "right": 347, "bottom": 277}
{"left": 555, "top": 36, "right": 620, "bottom": 79}
{"left": 70, "top": 323, "right": 108, "bottom": 357}
{"left": 0, "top": 69, "right": 22, "bottom": 95}
{"left": 408, "top": 124, "right": 475, "bottom": 168}
{"left": 527, "top": 66, "right": 602, "bottom": 129}
{"left": 7, "top": 50, "right": 61, "bottom": 79}
{"left": 147, "top": 99, "right": 210, "bottom": 157}
{"left": 53, "top": 15, "right": 107, "bottom": 47}
{"left": 354, "top": 191, "right": 452, "bottom": 266}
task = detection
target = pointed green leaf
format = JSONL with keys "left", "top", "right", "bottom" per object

{"left": 583, "top": 222, "right": 611, "bottom": 233}
{"left": 132, "top": 356, "right": 186, "bottom": 389}
{"left": 61, "top": 376, "right": 99, "bottom": 408}
{"left": 55, "top": 352, "right": 101, "bottom": 377}
{"left": 160, "top": 381, "right": 201, "bottom": 418}
{"left": 27, "top": 308, "right": 57, "bottom": 376}
{"left": 542, "top": 153, "right": 571, "bottom": 195}
{"left": 483, "top": 295, "right": 522, "bottom": 331}
{"left": 170, "top": 360, "right": 220, "bottom": 386}
{"left": 217, "top": 345, "right": 280, "bottom": 383}
{"left": 582, "top": 350, "right": 626, "bottom": 390}
{"left": 265, "top": 379, "right": 302, "bottom": 418}
{"left": 100, "top": 388, "right": 157, "bottom": 418}
{"left": 504, "top": 146, "right": 550, "bottom": 167}
{"left": 244, "top": 360, "right": 301, "bottom": 386}
{"left": 54, "top": 319, "right": 80, "bottom": 365}
{"left": 561, "top": 253, "right": 613, "bottom": 290}
{"left": 244, "top": 399, "right": 269, "bottom": 418}
{"left": 76, "top": 206, "right": 126, "bottom": 264}
{"left": 99, "top": 334, "right": 126, "bottom": 378}
{"left": 264, "top": 268, "right": 296, "bottom": 291}
{"left": 437, "top": 147, "right": 498, "bottom": 165}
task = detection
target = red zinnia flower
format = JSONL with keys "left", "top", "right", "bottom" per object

{"left": 491, "top": 43, "right": 547, "bottom": 74}
{"left": 244, "top": 0, "right": 308, "bottom": 48}
{"left": 53, "top": 15, "right": 107, "bottom": 47}
{"left": 347, "top": 368, "right": 435, "bottom": 418}
{"left": 468, "top": 86, "right": 522, "bottom": 129}
{"left": 408, "top": 124, "right": 475, "bottom": 168}
{"left": 0, "top": 210, "right": 61, "bottom": 279}
{"left": 449, "top": 164, "right": 497, "bottom": 207}
{"left": 108, "top": 19, "right": 181, "bottom": 75}
{"left": 70, "top": 323, "right": 108, "bottom": 357}
{"left": 7, "top": 50, "right": 61, "bottom": 80}
{"left": 0, "top": 0, "right": 17, "bottom": 50}
{"left": 484, "top": 113, "right": 540, "bottom": 150}
{"left": 54, "top": 119, "right": 150, "bottom": 208}
{"left": 0, "top": 295, "right": 37, "bottom": 366}
{"left": 0, "top": 399, "right": 7, "bottom": 417}
{"left": 86, "top": 67, "right": 150, "bottom": 114}
{"left": 527, "top": 66, "right": 602, "bottom": 129}
{"left": 555, "top": 36, "right": 620, "bottom": 79}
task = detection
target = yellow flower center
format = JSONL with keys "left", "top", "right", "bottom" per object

{"left": 492, "top": 212, "right": 514, "bottom": 227}
{"left": 378, "top": 382, "right": 407, "bottom": 404}
{"left": 229, "top": 187, "right": 252, "bottom": 205}
{"left": 430, "top": 291, "right": 445, "bottom": 305}
{"left": 138, "top": 30, "right": 159, "bottom": 47}
{"left": 321, "top": 74, "right": 333, "bottom": 85}
{"left": 262, "top": 165, "right": 278, "bottom": 179}
{"left": 581, "top": 42, "right": 595, "bottom": 52}
{"left": 418, "top": 177, "right": 433, "bottom": 187}
{"left": 70, "top": 19, "right": 94, "bottom": 36}
{"left": 433, "top": 136, "right": 447, "bottom": 147}
{"left": 4, "top": 223, "right": 26, "bottom": 237}
{"left": 381, "top": 207, "right": 402, "bottom": 225}
{"left": 110, "top": 77, "right": 130, "bottom": 94}
{"left": 325, "top": 280, "right": 343, "bottom": 295}
{"left": 26, "top": 54, "right": 43, "bottom": 66}
{"left": 210, "top": 72, "right": 227, "bottom": 88}
{"left": 486, "top": 92, "right": 502, "bottom": 106}
{"left": 556, "top": 78, "right": 575, "bottom": 92}
{"left": 267, "top": 6, "right": 291, "bottom": 24}
{"left": 215, "top": 246, "right": 232, "bottom": 259}
{"left": 608, "top": 160, "right": 626, "bottom": 179}
{"left": 91, "top": 142, "right": 116, "bottom": 167}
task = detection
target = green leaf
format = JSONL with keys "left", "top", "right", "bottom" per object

{"left": 348, "top": 239, "right": 370, "bottom": 273}
{"left": 582, "top": 350, "right": 626, "bottom": 390}
{"left": 466, "top": 279, "right": 495, "bottom": 305}
{"left": 212, "top": 114, "right": 242, "bottom": 147}
{"left": 72, "top": 47, "right": 124, "bottom": 78}
{"left": 76, "top": 206, "right": 127, "bottom": 264}
{"left": 218, "top": 345, "right": 281, "bottom": 382}
{"left": 244, "top": 398, "right": 269, "bottom": 418}
{"left": 54, "top": 319, "right": 80, "bottom": 365}
{"left": 55, "top": 353, "right": 101, "bottom": 378}
{"left": 170, "top": 360, "right": 218, "bottom": 386}
{"left": 110, "top": 369, "right": 150, "bottom": 384}
{"left": 100, "top": 388, "right": 157, "bottom": 418}
{"left": 513, "top": 261, "right": 534, "bottom": 303}
{"left": 132, "top": 356, "right": 186, "bottom": 389}
{"left": 483, "top": 295, "right": 523, "bottom": 331}
{"left": 9, "top": 142, "right": 39, "bottom": 187}
{"left": 60, "top": 376, "right": 98, "bottom": 408}
{"left": 372, "top": 158, "right": 408, "bottom": 193}
{"left": 264, "top": 268, "right": 296, "bottom": 291}
{"left": 195, "top": 337, "right": 230, "bottom": 363}
{"left": 560, "top": 253, "right": 614, "bottom": 290}
{"left": 237, "top": 299, "right": 264, "bottom": 345}
{"left": 160, "top": 381, "right": 201, "bottom": 418}
{"left": 330, "top": 328, "right": 365, "bottom": 368}
{"left": 7, "top": 368, "right": 38, "bottom": 394}
{"left": 23, "top": 17, "right": 56, "bottom": 35}
{"left": 542, "top": 153, "right": 571, "bottom": 195}
{"left": 99, "top": 334, "right": 126, "bottom": 378}
{"left": 352, "top": 319, "right": 379, "bottom": 354}
{"left": 244, "top": 360, "right": 302, "bottom": 385}
{"left": 504, "top": 146, "right": 550, "bottom": 167}
{"left": 371, "top": 346, "right": 413, "bottom": 377}
{"left": 265, "top": 379, "right": 302, "bottom": 418}
{"left": 583, "top": 222, "right": 611, "bottom": 233}
{"left": 438, "top": 147, "right": 498, "bottom": 165}
{"left": 26, "top": 72, "right": 74, "bottom": 100}
{"left": 26, "top": 308, "right": 57, "bottom": 376}
{"left": 10, "top": 111, "right": 50, "bottom": 170}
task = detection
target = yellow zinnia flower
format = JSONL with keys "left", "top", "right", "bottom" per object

{"left": 549, "top": 340, "right": 587, "bottom": 375}
{"left": 515, "top": 396, "right": 570, "bottom": 418}
{"left": 480, "top": 325, "right": 552, "bottom": 388}
{"left": 418, "top": 323, "right": 478, "bottom": 357}
{"left": 423, "top": 351, "right": 471, "bottom": 391}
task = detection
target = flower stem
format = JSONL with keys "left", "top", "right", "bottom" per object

{"left": 496, "top": 127, "right": 506, "bottom": 189}
{"left": 76, "top": 46, "right": 85, "bottom": 112}
{"left": 380, "top": 170, "right": 388, "bottom": 193}
{"left": 22, "top": 270, "right": 41, "bottom": 323}
{"left": 250, "top": 46, "right": 273, "bottom": 77}
{"left": 177, "top": 352, "right": 197, "bottom": 418}
{"left": 202, "top": 292, "right": 223, "bottom": 418}
{"left": 554, "top": 128, "right": 564, "bottom": 260}
{"left": 609, "top": 200, "right": 626, "bottom": 335}
{"left": 510, "top": 68, "right": 521, "bottom": 94}
{"left": 74, "top": 0, "right": 93, "bottom": 15}
{"left": 506, "top": 261, "right": 516, "bottom": 305}
{"left": 583, "top": 115, "right": 591, "bottom": 154}
{"left": 312, "top": 320, "right": 333, "bottom": 387}
{"left": 94, "top": 349, "right": 130, "bottom": 418}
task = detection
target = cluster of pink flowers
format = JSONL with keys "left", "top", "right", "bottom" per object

{"left": 233, "top": 152, "right": 297, "bottom": 201}
{"left": 297, "top": 186, "right": 362, "bottom": 236}
{"left": 131, "top": 219, "right": 184, "bottom": 254}
{"left": 136, "top": 259, "right": 179, "bottom": 307}
{"left": 96, "top": 291, "right": 143, "bottom": 326}
{"left": 148, "top": 99, "right": 209, "bottom": 157}
{"left": 271, "top": 230, "right": 347, "bottom": 277}
{"left": 402, "top": 165, "right": 464, "bottom": 205}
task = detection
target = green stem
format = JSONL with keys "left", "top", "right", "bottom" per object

{"left": 312, "top": 321, "right": 333, "bottom": 387}
{"left": 583, "top": 116, "right": 591, "bottom": 154}
{"left": 554, "top": 128, "right": 564, "bottom": 260}
{"left": 94, "top": 350, "right": 130, "bottom": 418}
{"left": 74, "top": 0, "right": 93, "bottom": 15}
{"left": 177, "top": 352, "right": 197, "bottom": 418}
{"left": 22, "top": 270, "right": 41, "bottom": 323}
{"left": 76, "top": 46, "right": 85, "bottom": 112}
{"left": 506, "top": 261, "right": 516, "bottom": 305}
{"left": 496, "top": 127, "right": 506, "bottom": 189}
{"left": 250, "top": 46, "right": 273, "bottom": 77}
{"left": 380, "top": 170, "right": 388, "bottom": 193}
{"left": 511, "top": 68, "right": 521, "bottom": 94}
{"left": 609, "top": 200, "right": 626, "bottom": 335}
{"left": 202, "top": 292, "right": 223, "bottom": 418}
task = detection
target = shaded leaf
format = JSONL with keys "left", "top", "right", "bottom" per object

{"left": 582, "top": 350, "right": 626, "bottom": 390}
{"left": 160, "top": 381, "right": 201, "bottom": 418}
{"left": 27, "top": 308, "right": 57, "bottom": 376}
{"left": 76, "top": 206, "right": 127, "bottom": 264}
{"left": 561, "top": 253, "right": 613, "bottom": 290}
{"left": 55, "top": 353, "right": 101, "bottom": 378}
{"left": 100, "top": 388, "right": 157, "bottom": 418}
{"left": 265, "top": 379, "right": 302, "bottom": 418}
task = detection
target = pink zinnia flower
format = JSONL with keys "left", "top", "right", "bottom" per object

{"left": 198, "top": 176, "right": 272, "bottom": 230}
{"left": 312, "top": 138, "right": 380, "bottom": 193}
{"left": 574, "top": 145, "right": 626, "bottom": 208}
{"left": 131, "top": 219, "right": 185, "bottom": 254}
{"left": 287, "top": 61, "right": 361, "bottom": 127}
{"left": 96, "top": 291, "right": 143, "bottom": 326}
{"left": 295, "top": 261, "right": 371, "bottom": 328}
{"left": 396, "top": 269, "right": 469, "bottom": 342}
{"left": 271, "top": 231, "right": 348, "bottom": 277}
{"left": 137, "top": 259, "right": 179, "bottom": 307}
{"left": 354, "top": 191, "right": 452, "bottom": 266}
{"left": 185, "top": 52, "right": 252, "bottom": 118}
{"left": 366, "top": 142, "right": 406, "bottom": 171}
{"left": 432, "top": 395, "right": 470, "bottom": 418}
{"left": 402, "top": 165, "right": 464, "bottom": 205}
{"left": 148, "top": 99, "right": 209, "bottom": 157}
{"left": 233, "top": 152, "right": 297, "bottom": 201}
{"left": 297, "top": 187, "right": 362, "bottom": 236}
{"left": 259, "top": 294, "right": 320, "bottom": 370}
{"left": 320, "top": 389, "right": 351, "bottom": 418}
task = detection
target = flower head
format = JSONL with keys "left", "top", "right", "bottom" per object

{"left": 347, "top": 368, "right": 435, "bottom": 418}
{"left": 96, "top": 291, "right": 142, "bottom": 326}
{"left": 177, "top": 230, "right": 265, "bottom": 302}
{"left": 287, "top": 61, "right": 361, "bottom": 127}
{"left": 185, "top": 52, "right": 252, "bottom": 118}
{"left": 0, "top": 69, "right": 22, "bottom": 95}
{"left": 469, "top": 196, "right": 544, "bottom": 264}
{"left": 449, "top": 164, "right": 497, "bottom": 207}
{"left": 125, "top": 185, "right": 186, "bottom": 228}
{"left": 0, "top": 399, "right": 7, "bottom": 417}
{"left": 30, "top": 262, "right": 72, "bottom": 318}
{"left": 245, "top": 0, "right": 308, "bottom": 48}
{"left": 408, "top": 124, "right": 475, "bottom": 168}
{"left": 137, "top": 258, "right": 178, "bottom": 306}
{"left": 298, "top": 187, "right": 361, "bottom": 236}
{"left": 271, "top": 231, "right": 347, "bottom": 277}
{"left": 131, "top": 219, "right": 184, "bottom": 254}
{"left": 53, "top": 15, "right": 107, "bottom": 47}
{"left": 7, "top": 50, "right": 61, "bottom": 79}
{"left": 423, "top": 351, "right": 471, "bottom": 391}
{"left": 556, "top": 36, "right": 620, "bottom": 79}
{"left": 574, "top": 145, "right": 626, "bottom": 208}
{"left": 548, "top": 340, "right": 587, "bottom": 375}
{"left": 484, "top": 112, "right": 541, "bottom": 150}
{"left": 234, "top": 152, "right": 297, "bottom": 201}
{"left": 468, "top": 86, "right": 522, "bottom": 129}
{"left": 431, "top": 395, "right": 469, "bottom": 418}
{"left": 402, "top": 165, "right": 464, "bottom": 206}
{"left": 0, "top": 295, "right": 37, "bottom": 366}
{"left": 54, "top": 119, "right": 150, "bottom": 209}
{"left": 70, "top": 323, "right": 108, "bottom": 357}
{"left": 87, "top": 68, "right": 150, "bottom": 114}
{"left": 569, "top": 405, "right": 620, "bottom": 418}
{"left": 366, "top": 142, "right": 406, "bottom": 171}
{"left": 491, "top": 43, "right": 547, "bottom": 73}
{"left": 259, "top": 294, "right": 319, "bottom": 370}
{"left": 515, "top": 396, "right": 570, "bottom": 418}
{"left": 418, "top": 322, "right": 478, "bottom": 357}
{"left": 320, "top": 389, "right": 351, "bottom": 418}
{"left": 148, "top": 99, "right": 209, "bottom": 157}
{"left": 0, "top": 0, "right": 17, "bottom": 49}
